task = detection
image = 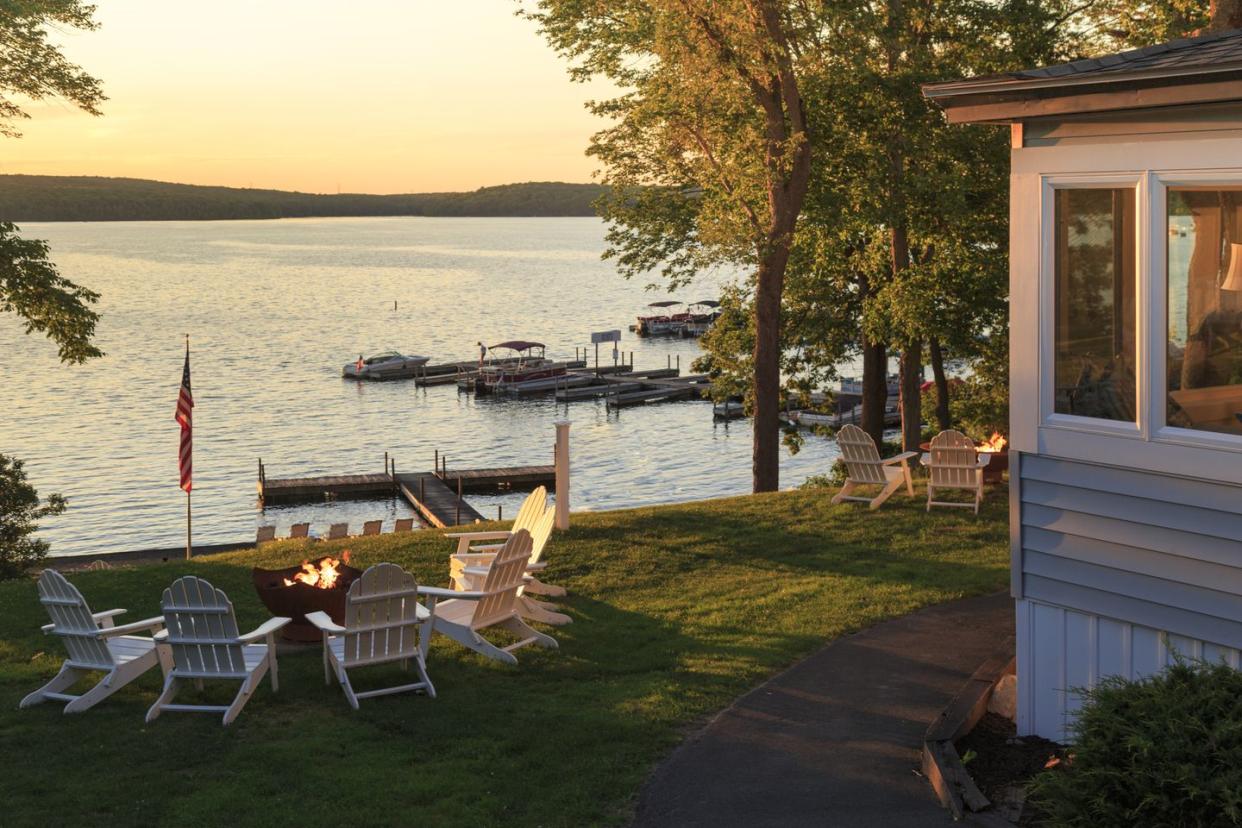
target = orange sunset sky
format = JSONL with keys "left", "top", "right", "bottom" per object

{"left": 5, "top": 1, "right": 608, "bottom": 193}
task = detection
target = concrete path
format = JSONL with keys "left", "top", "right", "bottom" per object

{"left": 632, "top": 592, "right": 1014, "bottom": 828}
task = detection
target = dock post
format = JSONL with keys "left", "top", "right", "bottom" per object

{"left": 434, "top": 449, "right": 439, "bottom": 474}
{"left": 554, "top": 421, "right": 571, "bottom": 530}
{"left": 456, "top": 477, "right": 463, "bottom": 525}
{"left": 667, "top": 354, "right": 671, "bottom": 370}
{"left": 384, "top": 451, "right": 388, "bottom": 474}
{"left": 420, "top": 476, "right": 425, "bottom": 503}
{"left": 498, "top": 505, "right": 503, "bottom": 522}
{"left": 677, "top": 354, "right": 680, "bottom": 374}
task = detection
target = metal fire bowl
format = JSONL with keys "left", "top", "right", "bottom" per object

{"left": 252, "top": 557, "right": 363, "bottom": 642}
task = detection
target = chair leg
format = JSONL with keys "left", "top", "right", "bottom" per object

{"left": 323, "top": 640, "right": 331, "bottom": 685}
{"left": 435, "top": 619, "right": 519, "bottom": 665}
{"left": 146, "top": 675, "right": 180, "bottom": 723}
{"left": 831, "top": 481, "right": 857, "bottom": 505}
{"left": 413, "top": 655, "right": 436, "bottom": 700}
{"left": 903, "top": 465, "right": 915, "bottom": 496}
{"left": 223, "top": 674, "right": 258, "bottom": 726}
{"left": 499, "top": 616, "right": 558, "bottom": 650}
{"left": 870, "top": 477, "right": 903, "bottom": 510}
{"left": 926, "top": 483, "right": 934, "bottom": 512}
{"left": 524, "top": 578, "right": 566, "bottom": 597}
{"left": 20, "top": 663, "right": 81, "bottom": 708}
{"left": 267, "top": 640, "right": 279, "bottom": 692}
{"left": 339, "top": 666, "right": 360, "bottom": 710}
{"left": 519, "top": 595, "right": 572, "bottom": 626}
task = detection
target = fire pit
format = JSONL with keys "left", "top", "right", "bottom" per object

{"left": 977, "top": 433, "right": 1009, "bottom": 484}
{"left": 252, "top": 554, "right": 362, "bottom": 642}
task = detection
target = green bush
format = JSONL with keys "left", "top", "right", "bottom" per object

{"left": 1029, "top": 659, "right": 1242, "bottom": 826}
{"left": 0, "top": 453, "right": 64, "bottom": 580}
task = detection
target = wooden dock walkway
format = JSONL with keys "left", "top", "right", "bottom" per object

{"left": 394, "top": 473, "right": 485, "bottom": 528}
{"left": 438, "top": 465, "right": 555, "bottom": 492}
{"left": 257, "top": 473, "right": 394, "bottom": 505}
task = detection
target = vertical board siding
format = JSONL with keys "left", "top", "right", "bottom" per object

{"left": 1017, "top": 599, "right": 1241, "bottom": 741}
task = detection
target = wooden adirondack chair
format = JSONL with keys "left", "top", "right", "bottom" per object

{"left": 420, "top": 529, "right": 557, "bottom": 665}
{"left": 444, "top": 485, "right": 546, "bottom": 553}
{"left": 307, "top": 563, "right": 435, "bottom": 708}
{"left": 20, "top": 569, "right": 168, "bottom": 713}
{"left": 362, "top": 520, "right": 383, "bottom": 536}
{"left": 923, "top": 429, "right": 990, "bottom": 514}
{"left": 146, "top": 576, "right": 290, "bottom": 726}
{"left": 831, "top": 424, "right": 918, "bottom": 510}
{"left": 256, "top": 525, "right": 276, "bottom": 544}
{"left": 327, "top": 523, "right": 349, "bottom": 540}
{"left": 394, "top": 518, "right": 415, "bottom": 533}
{"left": 449, "top": 507, "right": 569, "bottom": 626}
{"left": 290, "top": 522, "right": 310, "bottom": 539}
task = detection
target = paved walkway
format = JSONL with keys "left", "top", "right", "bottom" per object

{"left": 632, "top": 592, "right": 1014, "bottom": 828}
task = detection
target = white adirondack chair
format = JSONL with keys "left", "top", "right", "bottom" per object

{"left": 443, "top": 485, "right": 564, "bottom": 597}
{"left": 20, "top": 569, "right": 167, "bottom": 713}
{"left": 420, "top": 529, "right": 557, "bottom": 665}
{"left": 307, "top": 563, "right": 436, "bottom": 708}
{"left": 923, "top": 429, "right": 991, "bottom": 514}
{"left": 831, "top": 424, "right": 918, "bottom": 510}
{"left": 146, "top": 576, "right": 290, "bottom": 726}
{"left": 449, "top": 508, "right": 570, "bottom": 626}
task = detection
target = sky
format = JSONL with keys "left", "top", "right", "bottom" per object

{"left": 4, "top": 1, "right": 610, "bottom": 193}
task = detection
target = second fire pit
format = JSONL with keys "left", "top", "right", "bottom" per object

{"left": 253, "top": 555, "right": 363, "bottom": 642}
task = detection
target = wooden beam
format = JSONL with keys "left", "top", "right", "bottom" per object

{"left": 945, "top": 77, "right": 1242, "bottom": 124}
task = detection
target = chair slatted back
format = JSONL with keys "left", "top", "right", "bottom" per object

{"left": 836, "top": 424, "right": 887, "bottom": 485}
{"left": 362, "top": 520, "right": 382, "bottom": 536}
{"left": 341, "top": 564, "right": 422, "bottom": 665}
{"left": 394, "top": 518, "right": 415, "bottom": 533}
{"left": 37, "top": 570, "right": 113, "bottom": 670}
{"left": 512, "top": 486, "right": 547, "bottom": 534}
{"left": 160, "top": 577, "right": 247, "bottom": 678}
{"left": 471, "top": 530, "right": 533, "bottom": 629}
{"left": 290, "top": 523, "right": 310, "bottom": 539}
{"left": 929, "top": 430, "right": 980, "bottom": 489}
{"left": 256, "top": 526, "right": 276, "bottom": 544}
{"left": 328, "top": 523, "right": 349, "bottom": 540}
{"left": 527, "top": 508, "right": 556, "bottom": 568}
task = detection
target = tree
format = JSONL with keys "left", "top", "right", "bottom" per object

{"left": 526, "top": 0, "right": 815, "bottom": 492}
{"left": 0, "top": 0, "right": 104, "bottom": 575}
{"left": 0, "top": 454, "right": 65, "bottom": 578}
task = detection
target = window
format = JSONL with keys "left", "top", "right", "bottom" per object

{"left": 1167, "top": 187, "right": 1242, "bottom": 436}
{"left": 1053, "top": 188, "right": 1136, "bottom": 421}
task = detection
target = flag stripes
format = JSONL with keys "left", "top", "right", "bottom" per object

{"left": 176, "top": 344, "right": 194, "bottom": 492}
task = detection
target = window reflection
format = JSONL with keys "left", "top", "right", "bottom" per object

{"left": 1168, "top": 188, "right": 1242, "bottom": 436}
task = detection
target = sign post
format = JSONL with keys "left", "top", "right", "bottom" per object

{"left": 590, "top": 330, "right": 621, "bottom": 376}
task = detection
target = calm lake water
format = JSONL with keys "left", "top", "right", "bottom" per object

{"left": 1, "top": 217, "right": 841, "bottom": 557}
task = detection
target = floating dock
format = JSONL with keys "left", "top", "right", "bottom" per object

{"left": 394, "top": 472, "right": 484, "bottom": 528}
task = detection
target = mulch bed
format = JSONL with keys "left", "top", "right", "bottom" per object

{"left": 956, "top": 712, "right": 1067, "bottom": 824}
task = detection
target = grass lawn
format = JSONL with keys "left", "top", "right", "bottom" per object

{"left": 0, "top": 484, "right": 1009, "bottom": 827}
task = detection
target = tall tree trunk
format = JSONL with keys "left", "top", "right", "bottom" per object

{"left": 1211, "top": 0, "right": 1242, "bottom": 29}
{"left": 752, "top": 252, "right": 787, "bottom": 492}
{"left": 929, "top": 337, "right": 951, "bottom": 431}
{"left": 860, "top": 339, "right": 887, "bottom": 444}
{"left": 899, "top": 342, "right": 922, "bottom": 452}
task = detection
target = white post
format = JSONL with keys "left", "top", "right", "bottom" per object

{"left": 554, "top": 420, "right": 571, "bottom": 530}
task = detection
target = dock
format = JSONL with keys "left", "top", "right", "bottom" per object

{"left": 257, "top": 456, "right": 552, "bottom": 528}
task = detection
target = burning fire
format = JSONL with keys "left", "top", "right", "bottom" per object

{"left": 978, "top": 432, "right": 1008, "bottom": 453}
{"left": 282, "top": 551, "right": 349, "bottom": 589}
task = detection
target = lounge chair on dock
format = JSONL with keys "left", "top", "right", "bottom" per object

{"left": 394, "top": 518, "right": 415, "bottom": 533}
{"left": 290, "top": 523, "right": 310, "bottom": 539}
{"left": 256, "top": 526, "right": 276, "bottom": 544}
{"left": 327, "top": 523, "right": 349, "bottom": 540}
{"left": 362, "top": 520, "right": 382, "bottom": 536}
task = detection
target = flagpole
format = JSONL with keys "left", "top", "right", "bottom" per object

{"left": 185, "top": 333, "right": 192, "bottom": 561}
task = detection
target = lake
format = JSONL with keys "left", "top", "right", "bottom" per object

{"left": 0, "top": 217, "right": 841, "bottom": 557}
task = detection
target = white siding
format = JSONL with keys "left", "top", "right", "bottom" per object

{"left": 1017, "top": 599, "right": 1240, "bottom": 741}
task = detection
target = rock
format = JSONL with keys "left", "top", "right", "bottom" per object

{"left": 988, "top": 674, "right": 1017, "bottom": 719}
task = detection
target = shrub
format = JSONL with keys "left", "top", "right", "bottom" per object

{"left": 0, "top": 453, "right": 65, "bottom": 579}
{"left": 1028, "top": 659, "right": 1242, "bottom": 826}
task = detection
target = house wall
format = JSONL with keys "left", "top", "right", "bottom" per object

{"left": 1009, "top": 118, "right": 1242, "bottom": 740}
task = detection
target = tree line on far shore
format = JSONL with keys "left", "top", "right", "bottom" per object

{"left": 0, "top": 176, "right": 607, "bottom": 221}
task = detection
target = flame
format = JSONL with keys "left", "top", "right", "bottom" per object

{"left": 282, "top": 556, "right": 343, "bottom": 589}
{"left": 978, "top": 432, "right": 1008, "bottom": 453}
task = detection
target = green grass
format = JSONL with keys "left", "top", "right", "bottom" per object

{"left": 0, "top": 486, "right": 1009, "bottom": 827}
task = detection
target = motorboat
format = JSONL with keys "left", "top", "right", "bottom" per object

{"left": 636, "top": 300, "right": 685, "bottom": 336}
{"left": 838, "top": 374, "right": 901, "bottom": 398}
{"left": 342, "top": 351, "right": 431, "bottom": 380}
{"left": 712, "top": 397, "right": 745, "bottom": 419}
{"left": 680, "top": 300, "right": 721, "bottom": 338}
{"left": 472, "top": 340, "right": 569, "bottom": 394}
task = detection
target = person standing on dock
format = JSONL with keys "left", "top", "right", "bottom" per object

{"left": 477, "top": 341, "right": 487, "bottom": 368}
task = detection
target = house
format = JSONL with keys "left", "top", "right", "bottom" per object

{"left": 924, "top": 29, "right": 1242, "bottom": 741}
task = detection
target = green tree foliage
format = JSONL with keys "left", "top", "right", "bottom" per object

{"left": 0, "top": 454, "right": 65, "bottom": 579}
{"left": 0, "top": 176, "right": 609, "bottom": 221}
{"left": 1029, "top": 658, "right": 1242, "bottom": 826}
{"left": 0, "top": 222, "right": 101, "bottom": 362}
{"left": 526, "top": 0, "right": 816, "bottom": 492}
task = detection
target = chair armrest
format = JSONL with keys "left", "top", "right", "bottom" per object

{"left": 99, "top": 616, "right": 165, "bottom": 637}
{"left": 238, "top": 616, "right": 292, "bottom": 643}
{"left": 92, "top": 609, "right": 127, "bottom": 628}
{"left": 305, "top": 611, "right": 344, "bottom": 635}
{"left": 451, "top": 552, "right": 498, "bottom": 567}
{"left": 526, "top": 561, "right": 548, "bottom": 572}
{"left": 419, "top": 585, "right": 485, "bottom": 600}
{"left": 882, "top": 451, "right": 918, "bottom": 465}
{"left": 443, "top": 531, "right": 511, "bottom": 541}
{"left": 153, "top": 629, "right": 169, "bottom": 642}
{"left": 462, "top": 565, "right": 492, "bottom": 578}
{"left": 469, "top": 542, "right": 505, "bottom": 552}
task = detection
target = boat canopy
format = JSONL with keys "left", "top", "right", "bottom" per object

{"left": 690, "top": 300, "right": 720, "bottom": 308}
{"left": 646, "top": 300, "right": 682, "bottom": 308}
{"left": 489, "top": 340, "right": 545, "bottom": 352}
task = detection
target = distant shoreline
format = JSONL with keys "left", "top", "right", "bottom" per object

{"left": 0, "top": 175, "right": 606, "bottom": 222}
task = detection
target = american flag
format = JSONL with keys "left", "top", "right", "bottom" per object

{"left": 175, "top": 343, "right": 194, "bottom": 492}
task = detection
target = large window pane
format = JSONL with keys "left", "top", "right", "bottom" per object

{"left": 1167, "top": 188, "right": 1242, "bottom": 436}
{"left": 1054, "top": 188, "right": 1137, "bottom": 421}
